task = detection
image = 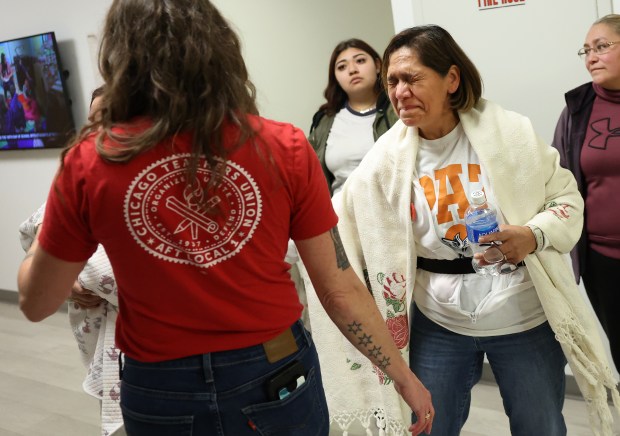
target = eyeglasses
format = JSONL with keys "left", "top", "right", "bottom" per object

{"left": 473, "top": 241, "right": 518, "bottom": 276}
{"left": 578, "top": 41, "right": 620, "bottom": 58}
{"left": 482, "top": 242, "right": 519, "bottom": 274}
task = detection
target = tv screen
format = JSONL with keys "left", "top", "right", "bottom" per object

{"left": 0, "top": 31, "right": 75, "bottom": 151}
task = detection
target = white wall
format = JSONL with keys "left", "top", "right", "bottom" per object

{"left": 0, "top": 0, "right": 395, "bottom": 292}
{"left": 0, "top": 0, "right": 111, "bottom": 293}
{"left": 211, "top": 0, "right": 395, "bottom": 131}
{"left": 389, "top": 0, "right": 610, "bottom": 144}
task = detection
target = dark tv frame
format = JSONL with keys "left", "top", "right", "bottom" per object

{"left": 0, "top": 31, "right": 75, "bottom": 151}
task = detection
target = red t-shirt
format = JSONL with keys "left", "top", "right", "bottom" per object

{"left": 39, "top": 115, "right": 337, "bottom": 361}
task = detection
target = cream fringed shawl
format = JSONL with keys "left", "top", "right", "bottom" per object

{"left": 300, "top": 247, "right": 412, "bottom": 435}
{"left": 305, "top": 98, "right": 620, "bottom": 435}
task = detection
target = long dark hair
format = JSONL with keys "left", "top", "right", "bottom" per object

{"left": 319, "top": 39, "right": 382, "bottom": 116}
{"left": 65, "top": 0, "right": 258, "bottom": 189}
{"left": 382, "top": 25, "right": 482, "bottom": 112}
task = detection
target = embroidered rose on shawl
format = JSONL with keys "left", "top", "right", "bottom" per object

{"left": 82, "top": 318, "right": 91, "bottom": 334}
{"left": 106, "top": 345, "right": 119, "bottom": 361}
{"left": 98, "top": 275, "right": 116, "bottom": 296}
{"left": 364, "top": 272, "right": 410, "bottom": 384}
{"left": 372, "top": 364, "right": 390, "bottom": 385}
{"left": 109, "top": 381, "right": 121, "bottom": 402}
{"left": 386, "top": 315, "right": 409, "bottom": 349}
{"left": 544, "top": 201, "right": 572, "bottom": 220}
{"left": 378, "top": 272, "right": 407, "bottom": 314}
{"left": 372, "top": 364, "right": 396, "bottom": 385}
{"left": 377, "top": 272, "right": 409, "bottom": 349}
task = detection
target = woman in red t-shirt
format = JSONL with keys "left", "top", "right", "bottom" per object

{"left": 17, "top": 1, "right": 433, "bottom": 435}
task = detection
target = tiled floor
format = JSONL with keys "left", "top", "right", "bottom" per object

{"left": 0, "top": 299, "right": 618, "bottom": 435}
{"left": 0, "top": 300, "right": 100, "bottom": 436}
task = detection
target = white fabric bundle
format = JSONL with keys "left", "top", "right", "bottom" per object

{"left": 19, "top": 204, "right": 123, "bottom": 436}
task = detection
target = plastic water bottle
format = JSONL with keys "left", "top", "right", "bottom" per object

{"left": 465, "top": 190, "right": 500, "bottom": 276}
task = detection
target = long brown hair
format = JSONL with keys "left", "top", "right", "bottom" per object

{"left": 65, "top": 0, "right": 258, "bottom": 188}
{"left": 319, "top": 39, "right": 383, "bottom": 116}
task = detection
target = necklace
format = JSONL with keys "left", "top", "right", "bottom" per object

{"left": 346, "top": 101, "right": 377, "bottom": 115}
{"left": 357, "top": 105, "right": 376, "bottom": 114}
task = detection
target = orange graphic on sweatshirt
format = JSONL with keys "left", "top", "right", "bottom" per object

{"left": 418, "top": 163, "right": 482, "bottom": 253}
{"left": 441, "top": 224, "right": 469, "bottom": 252}
{"left": 419, "top": 163, "right": 482, "bottom": 223}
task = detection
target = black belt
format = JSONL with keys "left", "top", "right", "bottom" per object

{"left": 416, "top": 256, "right": 525, "bottom": 275}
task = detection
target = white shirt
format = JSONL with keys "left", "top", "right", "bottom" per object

{"left": 412, "top": 123, "right": 546, "bottom": 336}
{"left": 325, "top": 105, "right": 376, "bottom": 195}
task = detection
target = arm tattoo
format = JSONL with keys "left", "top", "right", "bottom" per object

{"left": 377, "top": 356, "right": 391, "bottom": 371}
{"left": 368, "top": 345, "right": 382, "bottom": 358}
{"left": 346, "top": 321, "right": 392, "bottom": 371}
{"left": 347, "top": 321, "right": 363, "bottom": 334}
{"left": 329, "top": 226, "right": 350, "bottom": 270}
{"left": 358, "top": 333, "right": 373, "bottom": 346}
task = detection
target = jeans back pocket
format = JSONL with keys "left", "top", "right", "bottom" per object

{"left": 121, "top": 401, "right": 194, "bottom": 436}
{"left": 241, "top": 367, "right": 329, "bottom": 435}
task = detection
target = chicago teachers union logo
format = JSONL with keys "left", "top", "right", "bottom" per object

{"left": 124, "top": 154, "right": 262, "bottom": 267}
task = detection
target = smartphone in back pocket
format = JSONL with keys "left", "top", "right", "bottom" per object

{"left": 265, "top": 360, "right": 306, "bottom": 401}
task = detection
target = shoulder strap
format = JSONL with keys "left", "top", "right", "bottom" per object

{"left": 310, "top": 110, "right": 326, "bottom": 133}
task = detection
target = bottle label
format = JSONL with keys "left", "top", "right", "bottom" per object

{"left": 466, "top": 223, "right": 499, "bottom": 244}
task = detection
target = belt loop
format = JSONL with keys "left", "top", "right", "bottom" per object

{"left": 118, "top": 351, "right": 124, "bottom": 380}
{"left": 202, "top": 353, "right": 214, "bottom": 384}
{"left": 297, "top": 319, "right": 312, "bottom": 347}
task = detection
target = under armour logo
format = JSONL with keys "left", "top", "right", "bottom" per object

{"left": 588, "top": 118, "right": 620, "bottom": 149}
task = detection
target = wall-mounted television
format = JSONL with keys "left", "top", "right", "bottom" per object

{"left": 0, "top": 31, "right": 75, "bottom": 151}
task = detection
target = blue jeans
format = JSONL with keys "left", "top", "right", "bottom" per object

{"left": 119, "top": 320, "right": 329, "bottom": 435}
{"left": 410, "top": 306, "right": 567, "bottom": 436}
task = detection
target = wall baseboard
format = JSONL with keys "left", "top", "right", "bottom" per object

{"left": 0, "top": 288, "right": 18, "bottom": 304}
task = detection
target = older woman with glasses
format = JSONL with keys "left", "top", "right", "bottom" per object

{"left": 553, "top": 14, "right": 620, "bottom": 375}
{"left": 335, "top": 24, "right": 620, "bottom": 435}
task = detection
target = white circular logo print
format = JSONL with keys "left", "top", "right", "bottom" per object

{"left": 124, "top": 154, "right": 262, "bottom": 268}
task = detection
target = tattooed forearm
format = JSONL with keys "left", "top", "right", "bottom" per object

{"left": 377, "top": 356, "right": 391, "bottom": 370}
{"left": 348, "top": 321, "right": 362, "bottom": 334}
{"left": 346, "top": 321, "right": 392, "bottom": 371}
{"left": 358, "top": 333, "right": 373, "bottom": 346}
{"left": 330, "top": 226, "right": 350, "bottom": 270}
{"left": 368, "top": 345, "right": 382, "bottom": 358}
